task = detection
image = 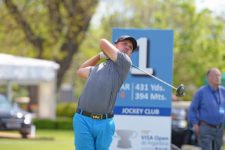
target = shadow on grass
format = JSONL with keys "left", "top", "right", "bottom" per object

{"left": 0, "top": 131, "right": 54, "bottom": 141}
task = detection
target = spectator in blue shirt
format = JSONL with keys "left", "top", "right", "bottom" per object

{"left": 188, "top": 68, "right": 225, "bottom": 150}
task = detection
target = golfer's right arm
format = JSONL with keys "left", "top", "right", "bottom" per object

{"left": 76, "top": 55, "right": 100, "bottom": 79}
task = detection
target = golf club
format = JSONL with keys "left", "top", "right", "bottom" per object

{"left": 132, "top": 65, "right": 185, "bottom": 97}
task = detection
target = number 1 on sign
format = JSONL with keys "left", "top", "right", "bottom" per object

{"left": 130, "top": 37, "right": 153, "bottom": 75}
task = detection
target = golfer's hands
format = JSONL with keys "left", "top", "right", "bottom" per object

{"left": 99, "top": 52, "right": 109, "bottom": 59}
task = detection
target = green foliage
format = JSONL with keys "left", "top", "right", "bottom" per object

{"left": 0, "top": 0, "right": 99, "bottom": 88}
{"left": 33, "top": 119, "right": 56, "bottom": 129}
{"left": 2, "top": 0, "right": 224, "bottom": 101}
{"left": 55, "top": 118, "right": 73, "bottom": 130}
{"left": 94, "top": 0, "right": 225, "bottom": 100}
{"left": 56, "top": 102, "right": 77, "bottom": 117}
{"left": 33, "top": 118, "right": 73, "bottom": 130}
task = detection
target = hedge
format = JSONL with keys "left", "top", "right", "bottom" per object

{"left": 33, "top": 102, "right": 78, "bottom": 129}
{"left": 56, "top": 102, "right": 78, "bottom": 117}
{"left": 33, "top": 118, "right": 73, "bottom": 130}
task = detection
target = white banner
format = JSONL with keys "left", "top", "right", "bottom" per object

{"left": 111, "top": 115, "right": 171, "bottom": 150}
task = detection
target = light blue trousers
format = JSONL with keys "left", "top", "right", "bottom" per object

{"left": 73, "top": 113, "right": 115, "bottom": 150}
{"left": 198, "top": 124, "right": 224, "bottom": 150}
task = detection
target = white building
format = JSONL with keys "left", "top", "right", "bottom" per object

{"left": 0, "top": 53, "right": 59, "bottom": 119}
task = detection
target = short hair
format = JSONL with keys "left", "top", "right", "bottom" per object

{"left": 206, "top": 68, "right": 220, "bottom": 77}
{"left": 206, "top": 69, "right": 211, "bottom": 77}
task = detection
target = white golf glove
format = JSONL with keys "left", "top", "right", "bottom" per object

{"left": 99, "top": 52, "right": 109, "bottom": 59}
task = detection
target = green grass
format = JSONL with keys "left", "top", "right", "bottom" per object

{"left": 0, "top": 129, "right": 74, "bottom": 150}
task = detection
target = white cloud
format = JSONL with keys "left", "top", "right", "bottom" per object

{"left": 196, "top": 0, "right": 225, "bottom": 15}
{"left": 91, "top": 0, "right": 123, "bottom": 27}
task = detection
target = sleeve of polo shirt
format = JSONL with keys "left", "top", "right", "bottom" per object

{"left": 114, "top": 52, "right": 132, "bottom": 80}
{"left": 89, "top": 66, "right": 94, "bottom": 77}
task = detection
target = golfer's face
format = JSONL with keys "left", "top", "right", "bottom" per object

{"left": 116, "top": 40, "right": 133, "bottom": 56}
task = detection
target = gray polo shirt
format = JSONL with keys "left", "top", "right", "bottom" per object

{"left": 78, "top": 52, "right": 131, "bottom": 114}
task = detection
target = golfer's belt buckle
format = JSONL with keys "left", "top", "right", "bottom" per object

{"left": 91, "top": 114, "right": 103, "bottom": 119}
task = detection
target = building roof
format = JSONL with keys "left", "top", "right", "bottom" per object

{"left": 0, "top": 53, "right": 59, "bottom": 83}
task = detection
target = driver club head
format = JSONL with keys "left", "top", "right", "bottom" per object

{"left": 176, "top": 84, "right": 185, "bottom": 97}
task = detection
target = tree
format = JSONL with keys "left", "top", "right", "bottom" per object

{"left": 96, "top": 0, "right": 225, "bottom": 100}
{"left": 1, "top": 0, "right": 98, "bottom": 88}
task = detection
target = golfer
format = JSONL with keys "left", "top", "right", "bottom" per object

{"left": 73, "top": 35, "right": 137, "bottom": 150}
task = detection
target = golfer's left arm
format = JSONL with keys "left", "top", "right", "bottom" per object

{"left": 76, "top": 55, "right": 100, "bottom": 79}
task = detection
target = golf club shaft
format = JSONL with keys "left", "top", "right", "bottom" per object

{"left": 132, "top": 65, "right": 177, "bottom": 90}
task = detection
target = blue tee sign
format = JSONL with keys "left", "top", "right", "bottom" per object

{"left": 111, "top": 28, "right": 174, "bottom": 150}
